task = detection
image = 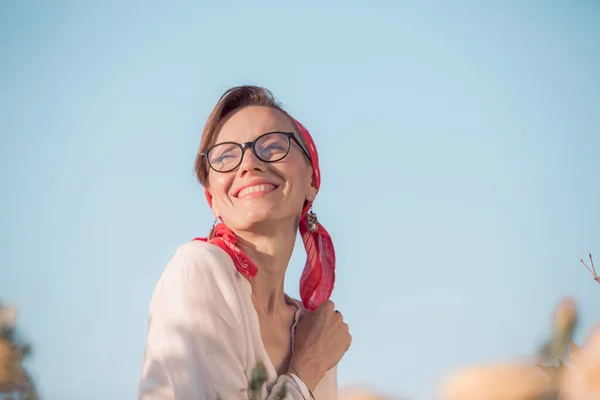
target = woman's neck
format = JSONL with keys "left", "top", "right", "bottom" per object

{"left": 235, "top": 220, "right": 298, "bottom": 316}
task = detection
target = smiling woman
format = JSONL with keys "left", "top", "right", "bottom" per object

{"left": 137, "top": 86, "right": 351, "bottom": 400}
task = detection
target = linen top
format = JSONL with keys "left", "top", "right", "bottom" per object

{"left": 137, "top": 240, "right": 338, "bottom": 400}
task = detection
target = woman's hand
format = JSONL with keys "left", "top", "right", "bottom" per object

{"left": 289, "top": 300, "right": 352, "bottom": 391}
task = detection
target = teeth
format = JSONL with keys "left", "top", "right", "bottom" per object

{"left": 238, "top": 184, "right": 276, "bottom": 198}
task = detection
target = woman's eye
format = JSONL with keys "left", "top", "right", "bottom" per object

{"left": 214, "top": 153, "right": 235, "bottom": 163}
{"left": 264, "top": 143, "right": 285, "bottom": 152}
{"left": 260, "top": 141, "right": 287, "bottom": 154}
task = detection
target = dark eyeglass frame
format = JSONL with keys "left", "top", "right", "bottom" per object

{"left": 201, "top": 131, "right": 312, "bottom": 173}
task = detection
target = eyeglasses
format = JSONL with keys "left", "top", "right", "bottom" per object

{"left": 201, "top": 131, "right": 312, "bottom": 173}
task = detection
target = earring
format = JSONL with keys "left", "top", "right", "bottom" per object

{"left": 208, "top": 218, "right": 217, "bottom": 240}
{"left": 306, "top": 209, "right": 318, "bottom": 232}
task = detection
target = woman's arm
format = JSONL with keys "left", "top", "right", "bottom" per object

{"left": 137, "top": 243, "right": 317, "bottom": 400}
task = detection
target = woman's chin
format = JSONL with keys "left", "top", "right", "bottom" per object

{"left": 226, "top": 210, "right": 289, "bottom": 232}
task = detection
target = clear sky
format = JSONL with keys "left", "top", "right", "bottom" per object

{"left": 1, "top": 1, "right": 599, "bottom": 399}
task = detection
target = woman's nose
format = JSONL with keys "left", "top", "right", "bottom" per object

{"left": 238, "top": 145, "right": 265, "bottom": 175}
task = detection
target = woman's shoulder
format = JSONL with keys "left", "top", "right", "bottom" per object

{"left": 159, "top": 240, "right": 239, "bottom": 287}
{"left": 173, "top": 239, "right": 231, "bottom": 262}
{"left": 148, "top": 240, "right": 248, "bottom": 328}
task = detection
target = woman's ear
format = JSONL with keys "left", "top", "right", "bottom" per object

{"left": 206, "top": 187, "right": 221, "bottom": 219}
{"left": 211, "top": 201, "right": 221, "bottom": 219}
{"left": 306, "top": 179, "right": 318, "bottom": 202}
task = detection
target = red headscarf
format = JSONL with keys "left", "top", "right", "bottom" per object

{"left": 193, "top": 118, "right": 335, "bottom": 311}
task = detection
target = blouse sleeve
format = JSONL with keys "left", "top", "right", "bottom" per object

{"left": 137, "top": 243, "right": 320, "bottom": 400}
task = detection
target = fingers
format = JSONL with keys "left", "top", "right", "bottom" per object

{"left": 295, "top": 299, "right": 352, "bottom": 372}
{"left": 319, "top": 300, "right": 335, "bottom": 314}
{"left": 333, "top": 317, "right": 352, "bottom": 352}
{"left": 334, "top": 310, "right": 344, "bottom": 324}
{"left": 345, "top": 333, "right": 352, "bottom": 351}
{"left": 341, "top": 318, "right": 352, "bottom": 350}
{"left": 314, "top": 300, "right": 349, "bottom": 335}
{"left": 319, "top": 300, "right": 346, "bottom": 324}
{"left": 319, "top": 300, "right": 340, "bottom": 315}
{"left": 332, "top": 307, "right": 351, "bottom": 349}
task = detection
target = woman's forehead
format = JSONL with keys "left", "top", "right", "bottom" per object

{"left": 215, "top": 106, "right": 297, "bottom": 143}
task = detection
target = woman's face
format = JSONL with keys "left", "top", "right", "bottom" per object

{"left": 206, "top": 106, "right": 317, "bottom": 232}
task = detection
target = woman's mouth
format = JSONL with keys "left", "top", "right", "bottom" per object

{"left": 236, "top": 183, "right": 278, "bottom": 199}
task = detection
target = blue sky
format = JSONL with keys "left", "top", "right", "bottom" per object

{"left": 1, "top": 1, "right": 599, "bottom": 399}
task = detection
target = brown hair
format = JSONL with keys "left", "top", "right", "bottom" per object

{"left": 194, "top": 85, "right": 299, "bottom": 187}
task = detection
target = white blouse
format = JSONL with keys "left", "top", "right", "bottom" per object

{"left": 137, "top": 240, "right": 338, "bottom": 400}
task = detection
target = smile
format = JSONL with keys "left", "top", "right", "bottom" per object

{"left": 236, "top": 184, "right": 278, "bottom": 199}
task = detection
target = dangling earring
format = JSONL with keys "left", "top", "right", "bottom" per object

{"left": 208, "top": 218, "right": 217, "bottom": 240}
{"left": 306, "top": 209, "right": 319, "bottom": 232}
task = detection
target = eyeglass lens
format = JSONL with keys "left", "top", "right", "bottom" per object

{"left": 207, "top": 132, "right": 290, "bottom": 172}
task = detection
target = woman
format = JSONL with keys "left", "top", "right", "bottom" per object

{"left": 137, "top": 86, "right": 352, "bottom": 399}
